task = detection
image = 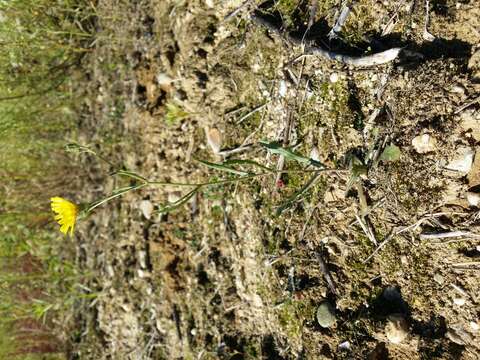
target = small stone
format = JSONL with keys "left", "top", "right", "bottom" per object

{"left": 412, "top": 134, "right": 437, "bottom": 153}
{"left": 385, "top": 314, "right": 409, "bottom": 344}
{"left": 433, "top": 273, "right": 444, "bottom": 285}
{"left": 466, "top": 191, "right": 480, "bottom": 207}
{"left": 157, "top": 72, "right": 173, "bottom": 92}
{"left": 316, "top": 301, "right": 336, "bottom": 328}
{"left": 278, "top": 80, "right": 287, "bottom": 98}
{"left": 139, "top": 200, "right": 154, "bottom": 220}
{"left": 310, "top": 146, "right": 320, "bottom": 162}
{"left": 468, "top": 50, "right": 480, "bottom": 71}
{"left": 329, "top": 72, "right": 339, "bottom": 83}
{"left": 206, "top": 127, "right": 222, "bottom": 154}
{"left": 468, "top": 148, "right": 480, "bottom": 186}
{"left": 470, "top": 321, "right": 479, "bottom": 332}
{"left": 450, "top": 84, "right": 466, "bottom": 95}
{"left": 446, "top": 330, "right": 465, "bottom": 345}
{"left": 338, "top": 341, "right": 351, "bottom": 351}
{"left": 453, "top": 297, "right": 466, "bottom": 306}
{"left": 445, "top": 147, "right": 474, "bottom": 173}
{"left": 138, "top": 250, "right": 147, "bottom": 269}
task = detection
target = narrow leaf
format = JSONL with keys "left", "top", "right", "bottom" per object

{"left": 197, "top": 159, "right": 250, "bottom": 176}
{"left": 260, "top": 140, "right": 325, "bottom": 168}
{"left": 156, "top": 187, "right": 200, "bottom": 214}
{"left": 114, "top": 170, "right": 149, "bottom": 182}
{"left": 223, "top": 159, "right": 274, "bottom": 172}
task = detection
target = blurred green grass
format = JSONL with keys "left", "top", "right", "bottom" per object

{"left": 0, "top": 0, "right": 95, "bottom": 358}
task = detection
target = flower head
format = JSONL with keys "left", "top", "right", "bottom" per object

{"left": 50, "top": 197, "right": 78, "bottom": 236}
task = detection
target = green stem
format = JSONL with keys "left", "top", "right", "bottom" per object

{"left": 83, "top": 168, "right": 344, "bottom": 214}
{"left": 85, "top": 183, "right": 148, "bottom": 213}
{"left": 147, "top": 168, "right": 342, "bottom": 188}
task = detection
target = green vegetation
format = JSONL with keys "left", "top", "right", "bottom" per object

{"left": 0, "top": 0, "right": 95, "bottom": 358}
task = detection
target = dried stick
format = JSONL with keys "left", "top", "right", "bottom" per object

{"left": 328, "top": 2, "right": 352, "bottom": 39}
{"left": 454, "top": 95, "right": 480, "bottom": 115}
{"left": 423, "top": 0, "right": 435, "bottom": 41}
{"left": 315, "top": 250, "right": 337, "bottom": 295}
{"left": 250, "top": 13, "right": 403, "bottom": 67}
{"left": 224, "top": 0, "right": 251, "bottom": 21}
{"left": 419, "top": 231, "right": 480, "bottom": 240}
{"left": 355, "top": 213, "right": 378, "bottom": 246}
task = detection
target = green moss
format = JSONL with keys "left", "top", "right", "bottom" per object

{"left": 341, "top": 5, "right": 377, "bottom": 46}
{"left": 277, "top": 298, "right": 315, "bottom": 339}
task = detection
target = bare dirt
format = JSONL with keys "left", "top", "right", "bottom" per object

{"left": 66, "top": 1, "right": 480, "bottom": 359}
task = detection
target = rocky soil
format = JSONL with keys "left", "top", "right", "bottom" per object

{"left": 66, "top": 0, "right": 480, "bottom": 359}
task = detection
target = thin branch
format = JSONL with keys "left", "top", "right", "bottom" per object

{"left": 250, "top": 12, "right": 403, "bottom": 67}
{"left": 420, "top": 231, "right": 480, "bottom": 240}
{"left": 315, "top": 250, "right": 337, "bottom": 296}
{"left": 328, "top": 2, "right": 351, "bottom": 39}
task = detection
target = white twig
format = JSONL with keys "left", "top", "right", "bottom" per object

{"left": 454, "top": 95, "right": 480, "bottom": 115}
{"left": 420, "top": 231, "right": 480, "bottom": 240}
{"left": 307, "top": 47, "right": 403, "bottom": 67}
{"left": 328, "top": 3, "right": 351, "bottom": 39}
{"left": 423, "top": 0, "right": 435, "bottom": 41}
{"left": 451, "top": 261, "right": 480, "bottom": 268}
{"left": 250, "top": 13, "right": 403, "bottom": 67}
{"left": 355, "top": 213, "right": 377, "bottom": 246}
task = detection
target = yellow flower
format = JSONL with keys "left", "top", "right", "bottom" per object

{"left": 50, "top": 197, "right": 78, "bottom": 236}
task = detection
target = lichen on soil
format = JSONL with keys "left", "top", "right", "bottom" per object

{"left": 67, "top": 0, "right": 480, "bottom": 359}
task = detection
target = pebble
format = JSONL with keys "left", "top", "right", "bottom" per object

{"left": 316, "top": 301, "right": 336, "bottom": 328}
{"left": 468, "top": 49, "right": 480, "bottom": 80}
{"left": 412, "top": 134, "right": 437, "bottom": 153}
{"left": 278, "top": 80, "right": 287, "bottom": 98}
{"left": 446, "top": 326, "right": 473, "bottom": 345}
{"left": 470, "top": 321, "right": 479, "bottom": 332}
{"left": 385, "top": 314, "right": 409, "bottom": 344}
{"left": 139, "top": 200, "right": 154, "bottom": 220}
{"left": 310, "top": 146, "right": 320, "bottom": 162}
{"left": 453, "top": 297, "right": 466, "bottom": 306}
{"left": 451, "top": 84, "right": 466, "bottom": 95}
{"left": 466, "top": 191, "right": 480, "bottom": 207}
{"left": 433, "top": 273, "right": 444, "bottom": 285}
{"left": 445, "top": 147, "right": 474, "bottom": 173}
{"left": 329, "top": 72, "right": 339, "bottom": 83}
{"left": 206, "top": 127, "right": 222, "bottom": 154}
{"left": 338, "top": 341, "right": 351, "bottom": 351}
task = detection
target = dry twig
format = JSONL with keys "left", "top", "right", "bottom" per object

{"left": 419, "top": 231, "right": 480, "bottom": 240}
{"left": 315, "top": 250, "right": 337, "bottom": 296}
{"left": 250, "top": 13, "right": 403, "bottom": 67}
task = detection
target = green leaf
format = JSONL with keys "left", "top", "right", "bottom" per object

{"left": 380, "top": 144, "right": 401, "bottom": 162}
{"left": 259, "top": 140, "right": 325, "bottom": 168}
{"left": 114, "top": 170, "right": 149, "bottom": 182}
{"left": 156, "top": 187, "right": 200, "bottom": 214}
{"left": 223, "top": 159, "right": 274, "bottom": 172}
{"left": 197, "top": 159, "right": 250, "bottom": 176}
